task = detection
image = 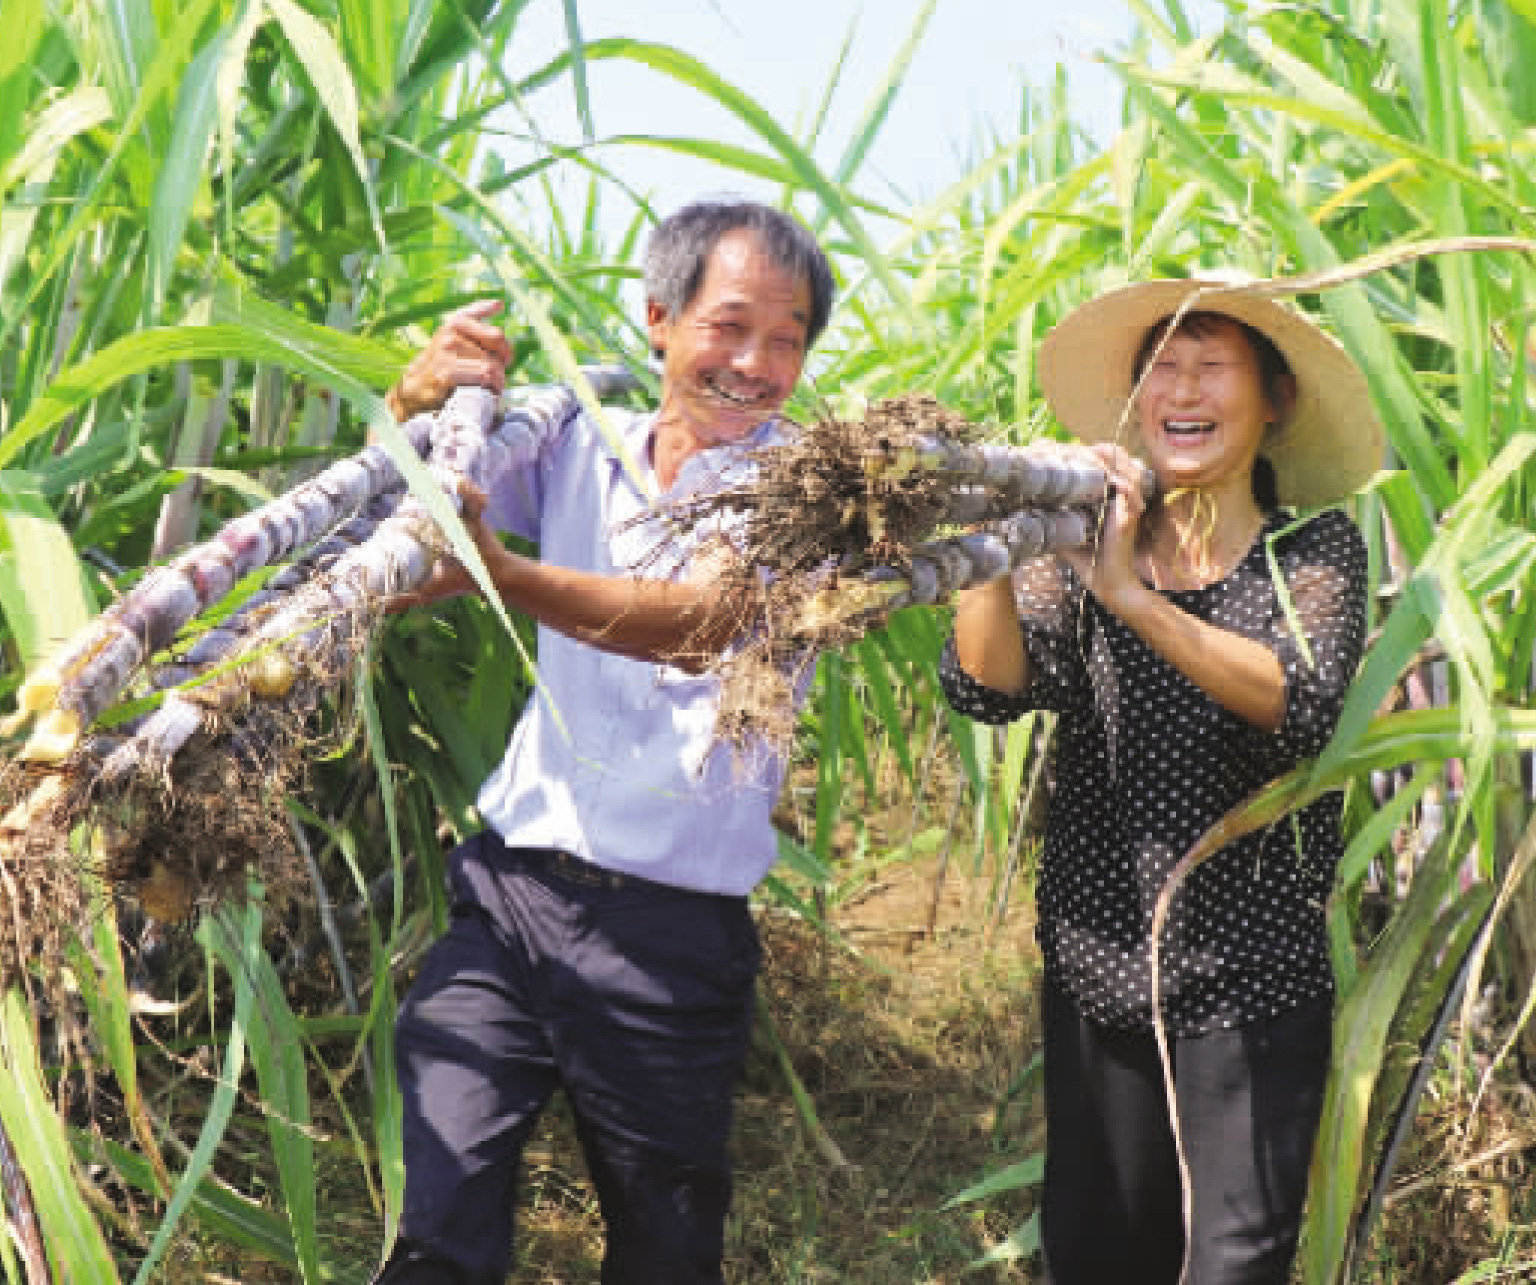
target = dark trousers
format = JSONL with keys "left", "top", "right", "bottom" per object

{"left": 1040, "top": 981, "right": 1332, "bottom": 1285}
{"left": 375, "top": 832, "right": 761, "bottom": 1285}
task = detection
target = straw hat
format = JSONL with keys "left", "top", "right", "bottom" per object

{"left": 1038, "top": 275, "right": 1386, "bottom": 508}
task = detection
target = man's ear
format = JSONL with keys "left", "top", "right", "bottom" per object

{"left": 645, "top": 299, "right": 669, "bottom": 358}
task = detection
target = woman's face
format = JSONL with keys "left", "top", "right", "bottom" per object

{"left": 1133, "top": 316, "right": 1281, "bottom": 495}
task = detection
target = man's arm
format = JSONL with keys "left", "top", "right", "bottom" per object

{"left": 391, "top": 482, "right": 750, "bottom": 672}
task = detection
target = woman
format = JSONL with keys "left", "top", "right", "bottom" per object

{"left": 942, "top": 279, "right": 1383, "bottom": 1284}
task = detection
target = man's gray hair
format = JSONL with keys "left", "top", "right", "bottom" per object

{"left": 643, "top": 200, "right": 835, "bottom": 347}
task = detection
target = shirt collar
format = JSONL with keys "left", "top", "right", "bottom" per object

{"left": 600, "top": 410, "right": 786, "bottom": 499}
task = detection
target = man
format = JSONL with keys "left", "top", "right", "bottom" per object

{"left": 374, "top": 200, "right": 836, "bottom": 1284}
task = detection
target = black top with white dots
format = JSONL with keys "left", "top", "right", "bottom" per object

{"left": 939, "top": 508, "right": 1368, "bottom": 1035}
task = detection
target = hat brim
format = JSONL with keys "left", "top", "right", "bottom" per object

{"left": 1038, "top": 279, "right": 1385, "bottom": 508}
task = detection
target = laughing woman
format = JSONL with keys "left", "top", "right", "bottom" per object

{"left": 942, "top": 279, "right": 1383, "bottom": 1285}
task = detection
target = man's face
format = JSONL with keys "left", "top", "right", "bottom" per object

{"left": 648, "top": 228, "right": 813, "bottom": 449}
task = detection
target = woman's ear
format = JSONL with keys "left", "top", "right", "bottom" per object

{"left": 1269, "top": 370, "right": 1299, "bottom": 426}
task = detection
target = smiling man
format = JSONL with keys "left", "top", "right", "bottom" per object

{"left": 373, "top": 201, "right": 835, "bottom": 1285}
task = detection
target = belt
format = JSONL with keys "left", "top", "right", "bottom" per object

{"left": 515, "top": 845, "right": 741, "bottom": 903}
{"left": 520, "top": 846, "right": 648, "bottom": 893}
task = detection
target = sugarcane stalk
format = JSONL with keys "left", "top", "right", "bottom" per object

{"left": 796, "top": 506, "right": 1093, "bottom": 634}
{"left": 865, "top": 435, "right": 1112, "bottom": 507}
{"left": 8, "top": 369, "right": 621, "bottom": 771}
{"left": 182, "top": 384, "right": 512, "bottom": 714}
{"left": 99, "top": 500, "right": 399, "bottom": 784}
{"left": 13, "top": 416, "right": 437, "bottom": 743}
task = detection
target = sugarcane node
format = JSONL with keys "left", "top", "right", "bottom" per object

{"left": 247, "top": 649, "right": 299, "bottom": 700}
{"left": 18, "top": 709, "right": 82, "bottom": 765}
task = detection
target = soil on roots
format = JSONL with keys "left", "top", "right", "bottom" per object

{"left": 0, "top": 689, "right": 339, "bottom": 997}
{"left": 688, "top": 393, "right": 980, "bottom": 580}
{"left": 654, "top": 394, "right": 985, "bottom": 758}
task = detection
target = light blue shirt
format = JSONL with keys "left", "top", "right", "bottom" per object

{"left": 474, "top": 393, "right": 803, "bottom": 896}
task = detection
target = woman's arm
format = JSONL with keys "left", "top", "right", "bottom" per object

{"left": 1061, "top": 443, "right": 1287, "bottom": 733}
{"left": 952, "top": 576, "right": 1032, "bottom": 696}
{"left": 1093, "top": 583, "right": 1287, "bottom": 732}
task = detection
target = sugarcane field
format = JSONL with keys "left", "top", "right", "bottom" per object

{"left": 3, "top": 2, "right": 1536, "bottom": 1284}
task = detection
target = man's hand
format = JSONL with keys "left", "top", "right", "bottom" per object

{"left": 383, "top": 478, "right": 505, "bottom": 613}
{"left": 386, "top": 299, "right": 514, "bottom": 421}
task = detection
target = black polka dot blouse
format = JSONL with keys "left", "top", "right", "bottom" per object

{"left": 940, "top": 508, "right": 1369, "bottom": 1036}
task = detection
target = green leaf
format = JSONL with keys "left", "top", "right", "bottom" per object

{"left": 0, "top": 990, "right": 121, "bottom": 1284}
{"left": 133, "top": 902, "right": 265, "bottom": 1285}
{"left": 265, "top": 0, "right": 386, "bottom": 255}
{"left": 942, "top": 1153, "right": 1044, "bottom": 1208}
{"left": 0, "top": 470, "right": 95, "bottom": 671}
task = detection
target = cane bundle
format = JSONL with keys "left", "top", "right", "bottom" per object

{"left": 0, "top": 374, "right": 635, "bottom": 981}
{"left": 652, "top": 394, "right": 1134, "bottom": 750}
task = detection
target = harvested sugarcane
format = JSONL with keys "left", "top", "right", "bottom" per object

{"left": 3, "top": 416, "right": 437, "bottom": 752}
{"left": 649, "top": 393, "right": 1132, "bottom": 752}
{"left": 0, "top": 374, "right": 637, "bottom": 991}
{"left": 0, "top": 380, "right": 1103, "bottom": 977}
{"left": 6, "top": 381, "right": 604, "bottom": 767}
{"left": 793, "top": 506, "right": 1095, "bottom": 633}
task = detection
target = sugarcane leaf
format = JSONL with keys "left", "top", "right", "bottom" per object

{"left": 812, "top": 653, "right": 848, "bottom": 861}
{"left": 0, "top": 990, "right": 121, "bottom": 1284}
{"left": 1303, "top": 828, "right": 1481, "bottom": 1285}
{"left": 1, "top": 87, "right": 112, "bottom": 196}
{"left": 829, "top": 0, "right": 936, "bottom": 190}
{"left": 210, "top": 276, "right": 406, "bottom": 385}
{"left": 0, "top": 0, "right": 47, "bottom": 185}
{"left": 536, "top": 38, "right": 913, "bottom": 317}
{"left": 943, "top": 1152, "right": 1044, "bottom": 1208}
{"left": 68, "top": 897, "right": 153, "bottom": 1180}
{"left": 132, "top": 901, "right": 262, "bottom": 1285}
{"left": 0, "top": 0, "right": 223, "bottom": 356}
{"left": 0, "top": 469, "right": 96, "bottom": 672}
{"left": 206, "top": 917, "right": 320, "bottom": 1282}
{"left": 1348, "top": 885, "right": 1494, "bottom": 1278}
{"left": 1333, "top": 766, "right": 1431, "bottom": 899}
{"left": 264, "top": 0, "right": 385, "bottom": 255}
{"left": 850, "top": 634, "right": 915, "bottom": 787}
{"left": 83, "top": 1134, "right": 298, "bottom": 1268}
{"left": 146, "top": 22, "right": 225, "bottom": 313}
{"left": 168, "top": 464, "right": 274, "bottom": 505}
{"left": 5, "top": 324, "right": 388, "bottom": 469}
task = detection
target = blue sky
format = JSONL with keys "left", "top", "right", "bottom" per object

{"left": 498, "top": 0, "right": 1220, "bottom": 235}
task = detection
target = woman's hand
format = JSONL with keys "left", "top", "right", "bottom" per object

{"left": 386, "top": 299, "right": 513, "bottom": 421}
{"left": 1059, "top": 441, "right": 1151, "bottom": 617}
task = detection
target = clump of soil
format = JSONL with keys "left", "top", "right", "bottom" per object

{"left": 0, "top": 644, "right": 360, "bottom": 997}
{"left": 653, "top": 394, "right": 987, "bottom": 756}
{"left": 684, "top": 393, "right": 980, "bottom": 579}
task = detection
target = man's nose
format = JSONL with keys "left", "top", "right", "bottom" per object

{"left": 732, "top": 336, "right": 771, "bottom": 377}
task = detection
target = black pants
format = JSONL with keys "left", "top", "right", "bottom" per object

{"left": 1040, "top": 981, "right": 1332, "bottom": 1285}
{"left": 375, "top": 833, "right": 761, "bottom": 1285}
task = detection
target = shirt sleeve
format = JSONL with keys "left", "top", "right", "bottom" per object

{"left": 1246, "top": 508, "right": 1370, "bottom": 765}
{"left": 938, "top": 555, "right": 1086, "bottom": 724}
